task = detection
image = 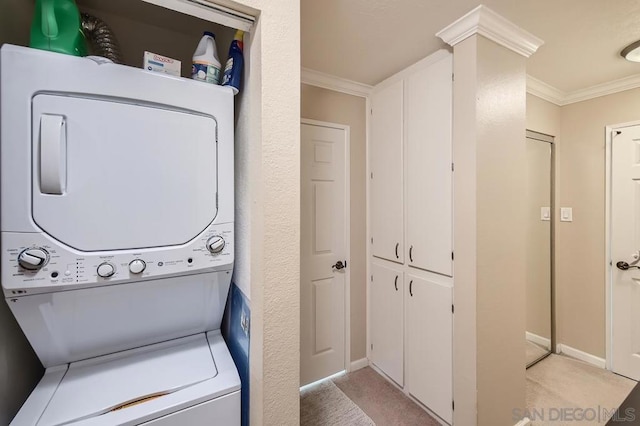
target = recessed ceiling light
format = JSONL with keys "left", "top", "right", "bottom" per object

{"left": 621, "top": 40, "right": 640, "bottom": 62}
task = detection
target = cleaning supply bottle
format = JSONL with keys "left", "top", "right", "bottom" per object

{"left": 30, "top": 0, "right": 87, "bottom": 56}
{"left": 191, "top": 31, "right": 221, "bottom": 84}
{"left": 221, "top": 30, "right": 244, "bottom": 95}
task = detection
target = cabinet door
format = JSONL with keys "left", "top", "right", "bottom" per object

{"left": 370, "top": 260, "right": 404, "bottom": 386}
{"left": 370, "top": 80, "right": 404, "bottom": 264}
{"left": 405, "top": 55, "right": 453, "bottom": 276}
{"left": 406, "top": 274, "right": 452, "bottom": 424}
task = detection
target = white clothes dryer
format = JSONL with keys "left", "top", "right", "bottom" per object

{"left": 0, "top": 45, "right": 239, "bottom": 425}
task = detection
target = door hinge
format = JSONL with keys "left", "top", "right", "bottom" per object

{"left": 452, "top": 304, "right": 454, "bottom": 314}
{"left": 452, "top": 73, "right": 455, "bottom": 82}
{"left": 452, "top": 400, "right": 455, "bottom": 411}
{"left": 371, "top": 275, "right": 373, "bottom": 282}
{"left": 371, "top": 237, "right": 374, "bottom": 244}
{"left": 371, "top": 343, "right": 374, "bottom": 351}
{"left": 452, "top": 252, "right": 454, "bottom": 261}
{"left": 371, "top": 172, "right": 374, "bottom": 179}
{"left": 370, "top": 108, "right": 373, "bottom": 115}
{"left": 451, "top": 163, "right": 455, "bottom": 172}
{"left": 615, "top": 130, "right": 622, "bottom": 136}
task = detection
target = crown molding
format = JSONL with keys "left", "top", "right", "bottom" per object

{"left": 301, "top": 67, "right": 372, "bottom": 98}
{"left": 527, "top": 73, "right": 640, "bottom": 106}
{"left": 526, "top": 76, "right": 566, "bottom": 106}
{"left": 436, "top": 5, "right": 544, "bottom": 58}
{"left": 563, "top": 73, "right": 640, "bottom": 105}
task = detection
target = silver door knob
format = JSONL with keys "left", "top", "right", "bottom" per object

{"left": 332, "top": 260, "right": 347, "bottom": 270}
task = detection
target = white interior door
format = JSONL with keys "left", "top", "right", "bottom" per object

{"left": 612, "top": 124, "right": 640, "bottom": 380}
{"left": 300, "top": 121, "right": 348, "bottom": 386}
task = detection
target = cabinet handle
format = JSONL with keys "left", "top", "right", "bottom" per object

{"left": 395, "top": 243, "right": 399, "bottom": 259}
{"left": 409, "top": 280, "right": 413, "bottom": 297}
{"left": 394, "top": 275, "right": 398, "bottom": 291}
{"left": 409, "top": 245, "right": 413, "bottom": 263}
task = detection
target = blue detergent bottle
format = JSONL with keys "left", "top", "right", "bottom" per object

{"left": 221, "top": 30, "right": 244, "bottom": 95}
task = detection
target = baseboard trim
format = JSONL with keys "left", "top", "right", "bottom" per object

{"left": 350, "top": 358, "right": 369, "bottom": 372}
{"left": 514, "top": 417, "right": 532, "bottom": 426}
{"left": 525, "top": 331, "right": 551, "bottom": 350}
{"left": 556, "top": 344, "right": 606, "bottom": 369}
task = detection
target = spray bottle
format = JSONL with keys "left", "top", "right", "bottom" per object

{"left": 221, "top": 30, "right": 244, "bottom": 95}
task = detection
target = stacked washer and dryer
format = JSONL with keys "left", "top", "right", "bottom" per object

{"left": 1, "top": 45, "right": 241, "bottom": 425}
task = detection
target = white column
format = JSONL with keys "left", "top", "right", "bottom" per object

{"left": 437, "top": 6, "right": 543, "bottom": 426}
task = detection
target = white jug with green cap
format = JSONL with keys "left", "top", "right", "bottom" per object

{"left": 191, "top": 31, "right": 221, "bottom": 84}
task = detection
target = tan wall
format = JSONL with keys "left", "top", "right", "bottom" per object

{"left": 554, "top": 87, "right": 640, "bottom": 358}
{"left": 453, "top": 35, "right": 527, "bottom": 426}
{"left": 527, "top": 89, "right": 640, "bottom": 359}
{"left": 527, "top": 94, "right": 562, "bottom": 137}
{"left": 300, "top": 84, "right": 368, "bottom": 362}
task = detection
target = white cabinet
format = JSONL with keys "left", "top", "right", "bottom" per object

{"left": 405, "top": 56, "right": 453, "bottom": 276}
{"left": 370, "top": 80, "right": 404, "bottom": 263}
{"left": 368, "top": 50, "right": 454, "bottom": 424}
{"left": 406, "top": 274, "right": 453, "bottom": 424}
{"left": 370, "top": 260, "right": 404, "bottom": 387}
{"left": 370, "top": 52, "right": 452, "bottom": 275}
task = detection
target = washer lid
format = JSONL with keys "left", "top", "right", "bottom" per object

{"left": 31, "top": 94, "right": 218, "bottom": 252}
{"left": 38, "top": 335, "right": 218, "bottom": 426}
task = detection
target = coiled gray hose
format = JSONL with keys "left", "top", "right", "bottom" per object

{"left": 81, "top": 13, "right": 123, "bottom": 64}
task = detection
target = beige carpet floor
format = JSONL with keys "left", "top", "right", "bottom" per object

{"left": 300, "top": 380, "right": 375, "bottom": 426}
{"left": 526, "top": 355, "right": 637, "bottom": 425}
{"left": 333, "top": 367, "right": 441, "bottom": 426}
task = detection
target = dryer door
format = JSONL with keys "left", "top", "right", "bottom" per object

{"left": 31, "top": 94, "right": 218, "bottom": 251}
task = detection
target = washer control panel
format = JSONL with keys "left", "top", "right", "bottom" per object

{"left": 2, "top": 222, "right": 233, "bottom": 296}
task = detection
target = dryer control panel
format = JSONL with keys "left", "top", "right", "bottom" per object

{"left": 2, "top": 222, "right": 233, "bottom": 297}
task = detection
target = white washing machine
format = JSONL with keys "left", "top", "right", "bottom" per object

{"left": 1, "top": 45, "right": 240, "bottom": 425}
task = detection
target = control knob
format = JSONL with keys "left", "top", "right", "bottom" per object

{"left": 97, "top": 262, "right": 116, "bottom": 278}
{"left": 17, "top": 248, "right": 49, "bottom": 270}
{"left": 129, "top": 259, "right": 146, "bottom": 274}
{"left": 206, "top": 236, "right": 225, "bottom": 254}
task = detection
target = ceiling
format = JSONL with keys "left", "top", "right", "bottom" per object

{"left": 301, "top": 0, "right": 640, "bottom": 93}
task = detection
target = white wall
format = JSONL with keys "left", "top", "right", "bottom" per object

{"left": 453, "top": 35, "right": 528, "bottom": 426}
{"left": 223, "top": 0, "right": 302, "bottom": 424}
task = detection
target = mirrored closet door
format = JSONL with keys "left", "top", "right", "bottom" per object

{"left": 525, "top": 130, "right": 554, "bottom": 368}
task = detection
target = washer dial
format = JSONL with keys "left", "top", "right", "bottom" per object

{"left": 97, "top": 262, "right": 116, "bottom": 278}
{"left": 18, "top": 248, "right": 49, "bottom": 270}
{"left": 206, "top": 236, "right": 225, "bottom": 254}
{"left": 129, "top": 259, "right": 146, "bottom": 274}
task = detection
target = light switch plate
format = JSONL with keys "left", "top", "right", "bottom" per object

{"left": 560, "top": 207, "right": 573, "bottom": 222}
{"left": 541, "top": 207, "right": 551, "bottom": 221}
